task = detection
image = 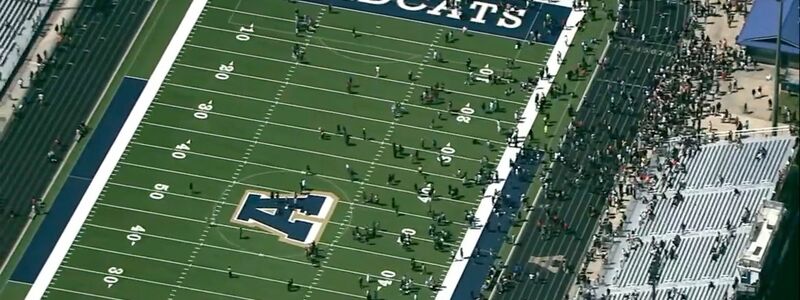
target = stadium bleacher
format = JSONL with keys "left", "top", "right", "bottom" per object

{"left": 595, "top": 135, "right": 797, "bottom": 299}
{"left": 605, "top": 283, "right": 734, "bottom": 300}
{"left": 0, "top": 0, "right": 51, "bottom": 88}
{"left": 614, "top": 231, "right": 748, "bottom": 287}
{"left": 671, "top": 137, "right": 796, "bottom": 190}
{"left": 633, "top": 188, "right": 771, "bottom": 237}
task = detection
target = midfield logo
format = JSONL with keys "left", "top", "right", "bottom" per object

{"left": 231, "top": 190, "right": 338, "bottom": 247}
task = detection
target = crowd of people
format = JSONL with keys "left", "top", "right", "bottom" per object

{"left": 567, "top": 0, "right": 800, "bottom": 299}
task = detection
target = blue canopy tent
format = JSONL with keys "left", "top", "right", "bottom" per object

{"left": 737, "top": 0, "right": 799, "bottom": 66}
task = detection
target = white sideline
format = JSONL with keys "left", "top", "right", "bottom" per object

{"left": 435, "top": 7, "right": 586, "bottom": 300}
{"left": 24, "top": 0, "right": 208, "bottom": 299}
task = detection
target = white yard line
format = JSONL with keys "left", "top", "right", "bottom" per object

{"left": 207, "top": 5, "right": 549, "bottom": 67}
{"left": 24, "top": 1, "right": 208, "bottom": 299}
{"left": 132, "top": 140, "right": 475, "bottom": 207}
{"left": 59, "top": 265, "right": 258, "bottom": 300}
{"left": 96, "top": 182, "right": 455, "bottom": 245}
{"left": 195, "top": 24, "right": 479, "bottom": 77}
{"left": 434, "top": 8, "right": 587, "bottom": 300}
{"left": 299, "top": 24, "right": 444, "bottom": 300}
{"left": 47, "top": 287, "right": 126, "bottom": 300}
{"left": 83, "top": 223, "right": 438, "bottom": 286}
{"left": 150, "top": 101, "right": 483, "bottom": 163}
{"left": 113, "top": 161, "right": 470, "bottom": 226}
{"left": 132, "top": 124, "right": 465, "bottom": 182}
{"left": 184, "top": 42, "right": 526, "bottom": 117}
{"left": 162, "top": 79, "right": 509, "bottom": 145}
{"left": 130, "top": 134, "right": 475, "bottom": 206}
{"left": 68, "top": 243, "right": 360, "bottom": 298}
{"left": 174, "top": 59, "right": 523, "bottom": 109}
{"left": 88, "top": 202, "right": 448, "bottom": 270}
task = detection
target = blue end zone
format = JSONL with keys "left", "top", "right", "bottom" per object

{"left": 10, "top": 76, "right": 147, "bottom": 284}
{"left": 302, "top": 0, "right": 571, "bottom": 43}
{"left": 452, "top": 149, "right": 543, "bottom": 299}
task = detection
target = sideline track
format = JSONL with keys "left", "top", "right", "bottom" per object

{"left": 11, "top": 76, "right": 147, "bottom": 284}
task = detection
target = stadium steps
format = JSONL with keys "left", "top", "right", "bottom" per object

{"left": 615, "top": 232, "right": 745, "bottom": 288}
{"left": 636, "top": 188, "right": 770, "bottom": 237}
{"left": 607, "top": 282, "right": 733, "bottom": 300}
{"left": 675, "top": 137, "right": 795, "bottom": 190}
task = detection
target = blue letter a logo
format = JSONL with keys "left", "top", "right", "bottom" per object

{"left": 231, "top": 190, "right": 338, "bottom": 246}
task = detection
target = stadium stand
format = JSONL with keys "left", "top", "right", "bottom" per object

{"left": 667, "top": 137, "right": 796, "bottom": 190}
{"left": 633, "top": 188, "right": 771, "bottom": 237}
{"left": 592, "top": 135, "right": 796, "bottom": 300}
{"left": 605, "top": 283, "right": 733, "bottom": 300}
{"left": 0, "top": 0, "right": 53, "bottom": 91}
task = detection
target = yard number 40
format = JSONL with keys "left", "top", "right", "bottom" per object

{"left": 172, "top": 140, "right": 191, "bottom": 160}
{"left": 127, "top": 225, "right": 146, "bottom": 246}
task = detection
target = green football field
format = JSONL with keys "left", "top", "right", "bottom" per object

{"left": 1, "top": 0, "right": 616, "bottom": 299}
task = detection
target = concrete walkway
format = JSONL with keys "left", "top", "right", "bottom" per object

{"left": 0, "top": 0, "right": 84, "bottom": 138}
{"left": 699, "top": 0, "right": 798, "bottom": 134}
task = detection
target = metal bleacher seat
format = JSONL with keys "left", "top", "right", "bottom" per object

{"left": 0, "top": 0, "right": 51, "bottom": 89}
{"left": 603, "top": 136, "right": 796, "bottom": 299}
{"left": 0, "top": 0, "right": 38, "bottom": 63}
{"left": 638, "top": 188, "right": 770, "bottom": 236}
{"left": 672, "top": 137, "right": 795, "bottom": 191}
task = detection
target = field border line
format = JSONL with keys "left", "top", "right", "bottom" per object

{"left": 434, "top": 6, "right": 586, "bottom": 300}
{"left": 24, "top": 0, "right": 208, "bottom": 299}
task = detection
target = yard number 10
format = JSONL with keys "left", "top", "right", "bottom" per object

{"left": 235, "top": 23, "right": 254, "bottom": 41}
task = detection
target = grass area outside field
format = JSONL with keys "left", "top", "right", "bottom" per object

{"left": 778, "top": 90, "right": 799, "bottom": 124}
